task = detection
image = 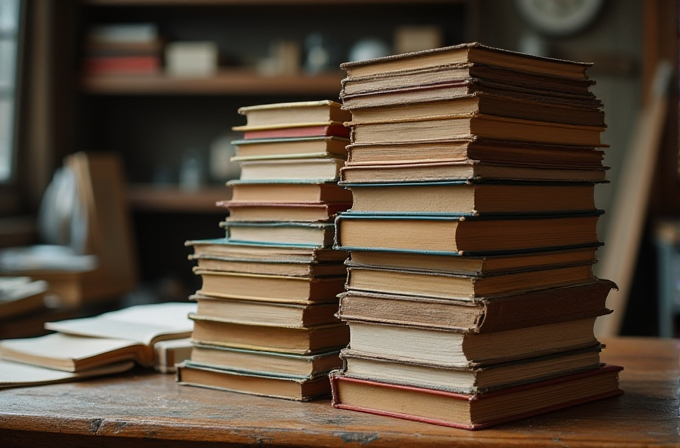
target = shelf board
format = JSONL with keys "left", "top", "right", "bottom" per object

{"left": 84, "top": 0, "right": 459, "bottom": 5}
{"left": 126, "top": 184, "right": 231, "bottom": 213}
{"left": 81, "top": 69, "right": 345, "bottom": 95}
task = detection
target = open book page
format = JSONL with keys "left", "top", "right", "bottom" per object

{"left": 44, "top": 302, "right": 196, "bottom": 345}
{"left": 0, "top": 333, "right": 147, "bottom": 370}
{"left": 0, "top": 359, "right": 134, "bottom": 389}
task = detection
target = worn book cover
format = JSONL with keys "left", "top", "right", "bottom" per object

{"left": 330, "top": 364, "right": 623, "bottom": 430}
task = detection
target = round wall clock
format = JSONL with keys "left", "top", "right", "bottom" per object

{"left": 514, "top": 0, "right": 605, "bottom": 37}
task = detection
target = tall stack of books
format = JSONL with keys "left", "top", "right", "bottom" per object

{"left": 329, "top": 43, "right": 623, "bottom": 429}
{"left": 178, "top": 101, "right": 353, "bottom": 401}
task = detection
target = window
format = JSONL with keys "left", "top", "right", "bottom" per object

{"left": 0, "top": 0, "right": 22, "bottom": 184}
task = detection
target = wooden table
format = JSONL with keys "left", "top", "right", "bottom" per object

{"left": 1, "top": 337, "right": 678, "bottom": 447}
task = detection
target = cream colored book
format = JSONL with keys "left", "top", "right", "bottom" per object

{"left": 0, "top": 359, "right": 134, "bottom": 389}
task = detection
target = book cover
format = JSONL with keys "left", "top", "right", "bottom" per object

{"left": 236, "top": 100, "right": 351, "bottom": 127}
{"left": 344, "top": 263, "right": 596, "bottom": 299}
{"left": 339, "top": 344, "right": 604, "bottom": 394}
{"left": 193, "top": 270, "right": 345, "bottom": 303}
{"left": 337, "top": 279, "right": 614, "bottom": 333}
{"left": 334, "top": 212, "right": 602, "bottom": 256}
{"left": 223, "top": 221, "right": 337, "bottom": 248}
{"left": 228, "top": 180, "right": 352, "bottom": 203}
{"left": 344, "top": 181, "right": 597, "bottom": 216}
{"left": 185, "top": 238, "right": 348, "bottom": 263}
{"left": 339, "top": 160, "right": 608, "bottom": 184}
{"left": 348, "top": 114, "right": 605, "bottom": 147}
{"left": 188, "top": 254, "right": 347, "bottom": 277}
{"left": 189, "top": 343, "right": 342, "bottom": 378}
{"left": 0, "top": 359, "right": 135, "bottom": 389}
{"left": 177, "top": 361, "right": 332, "bottom": 401}
{"left": 232, "top": 136, "right": 349, "bottom": 160}
{"left": 222, "top": 201, "right": 351, "bottom": 222}
{"left": 238, "top": 157, "right": 346, "bottom": 182}
{"left": 330, "top": 365, "right": 623, "bottom": 430}
{"left": 189, "top": 314, "right": 349, "bottom": 355}
{"left": 340, "top": 42, "right": 593, "bottom": 80}
{"left": 233, "top": 123, "right": 350, "bottom": 140}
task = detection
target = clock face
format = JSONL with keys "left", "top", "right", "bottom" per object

{"left": 514, "top": 0, "right": 605, "bottom": 36}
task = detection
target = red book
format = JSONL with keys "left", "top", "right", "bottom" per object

{"left": 84, "top": 56, "right": 161, "bottom": 75}
{"left": 330, "top": 364, "right": 623, "bottom": 430}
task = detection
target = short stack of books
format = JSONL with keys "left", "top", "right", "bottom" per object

{"left": 329, "top": 42, "right": 624, "bottom": 429}
{"left": 178, "top": 100, "right": 353, "bottom": 401}
{"left": 83, "top": 23, "right": 163, "bottom": 75}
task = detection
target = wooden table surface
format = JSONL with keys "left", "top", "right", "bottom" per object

{"left": 1, "top": 336, "right": 678, "bottom": 448}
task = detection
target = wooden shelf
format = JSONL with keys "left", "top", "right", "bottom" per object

{"left": 84, "top": 0, "right": 459, "bottom": 5}
{"left": 126, "top": 184, "right": 231, "bottom": 213}
{"left": 81, "top": 69, "right": 345, "bottom": 95}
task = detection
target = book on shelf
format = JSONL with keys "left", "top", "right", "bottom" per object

{"left": 234, "top": 123, "right": 350, "bottom": 140}
{"left": 41, "top": 302, "right": 196, "bottom": 367}
{"left": 340, "top": 42, "right": 593, "bottom": 80}
{"left": 348, "top": 114, "right": 605, "bottom": 147}
{"left": 228, "top": 180, "right": 353, "bottom": 203}
{"left": 343, "top": 317, "right": 599, "bottom": 367}
{"left": 0, "top": 276, "right": 49, "bottom": 320}
{"left": 345, "top": 93, "right": 605, "bottom": 127}
{"left": 334, "top": 213, "right": 602, "bottom": 255}
{"left": 189, "top": 255, "right": 347, "bottom": 277}
{"left": 346, "top": 246, "right": 599, "bottom": 276}
{"left": 232, "top": 136, "right": 349, "bottom": 160}
{"left": 0, "top": 359, "right": 135, "bottom": 390}
{"left": 345, "top": 138, "right": 605, "bottom": 167}
{"left": 345, "top": 181, "right": 597, "bottom": 216}
{"left": 185, "top": 238, "right": 348, "bottom": 263}
{"left": 177, "top": 361, "right": 332, "bottom": 401}
{"left": 238, "top": 157, "right": 346, "bottom": 182}
{"left": 339, "top": 344, "right": 604, "bottom": 395}
{"left": 83, "top": 55, "right": 161, "bottom": 75}
{"left": 236, "top": 100, "right": 352, "bottom": 128}
{"left": 339, "top": 160, "right": 608, "bottom": 183}
{"left": 190, "top": 293, "right": 341, "bottom": 328}
{"left": 190, "top": 343, "right": 341, "bottom": 379}
{"left": 194, "top": 270, "right": 345, "bottom": 304}
{"left": 189, "top": 314, "right": 349, "bottom": 355}
{"left": 223, "top": 221, "right": 337, "bottom": 248}
{"left": 221, "top": 201, "right": 351, "bottom": 222}
{"left": 344, "top": 264, "right": 596, "bottom": 299}
{"left": 330, "top": 364, "right": 623, "bottom": 430}
{"left": 337, "top": 279, "right": 614, "bottom": 334}
{"left": 340, "top": 63, "right": 598, "bottom": 98}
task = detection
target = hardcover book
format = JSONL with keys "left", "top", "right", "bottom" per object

{"left": 345, "top": 181, "right": 597, "bottom": 216}
{"left": 334, "top": 213, "right": 602, "bottom": 255}
{"left": 189, "top": 255, "right": 347, "bottom": 277}
{"left": 235, "top": 100, "right": 351, "bottom": 128}
{"left": 222, "top": 201, "right": 351, "bottom": 222}
{"left": 330, "top": 365, "right": 623, "bottom": 430}
{"left": 189, "top": 314, "right": 349, "bottom": 355}
{"left": 190, "top": 293, "right": 341, "bottom": 328}
{"left": 348, "top": 114, "right": 604, "bottom": 147}
{"left": 337, "top": 280, "right": 614, "bottom": 333}
{"left": 177, "top": 361, "right": 332, "bottom": 401}
{"left": 231, "top": 136, "right": 349, "bottom": 160}
{"left": 186, "top": 238, "right": 348, "bottom": 263}
{"left": 194, "top": 270, "right": 345, "bottom": 303}
{"left": 343, "top": 317, "right": 600, "bottom": 367}
{"left": 346, "top": 93, "right": 605, "bottom": 127}
{"left": 345, "top": 137, "right": 605, "bottom": 167}
{"left": 224, "top": 221, "right": 337, "bottom": 248}
{"left": 340, "top": 42, "right": 593, "bottom": 80}
{"left": 339, "top": 344, "right": 604, "bottom": 394}
{"left": 339, "top": 160, "right": 608, "bottom": 183}
{"left": 238, "top": 157, "right": 346, "bottom": 182}
{"left": 344, "top": 264, "right": 595, "bottom": 299}
{"left": 228, "top": 180, "right": 352, "bottom": 204}
{"left": 189, "top": 343, "right": 341, "bottom": 378}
